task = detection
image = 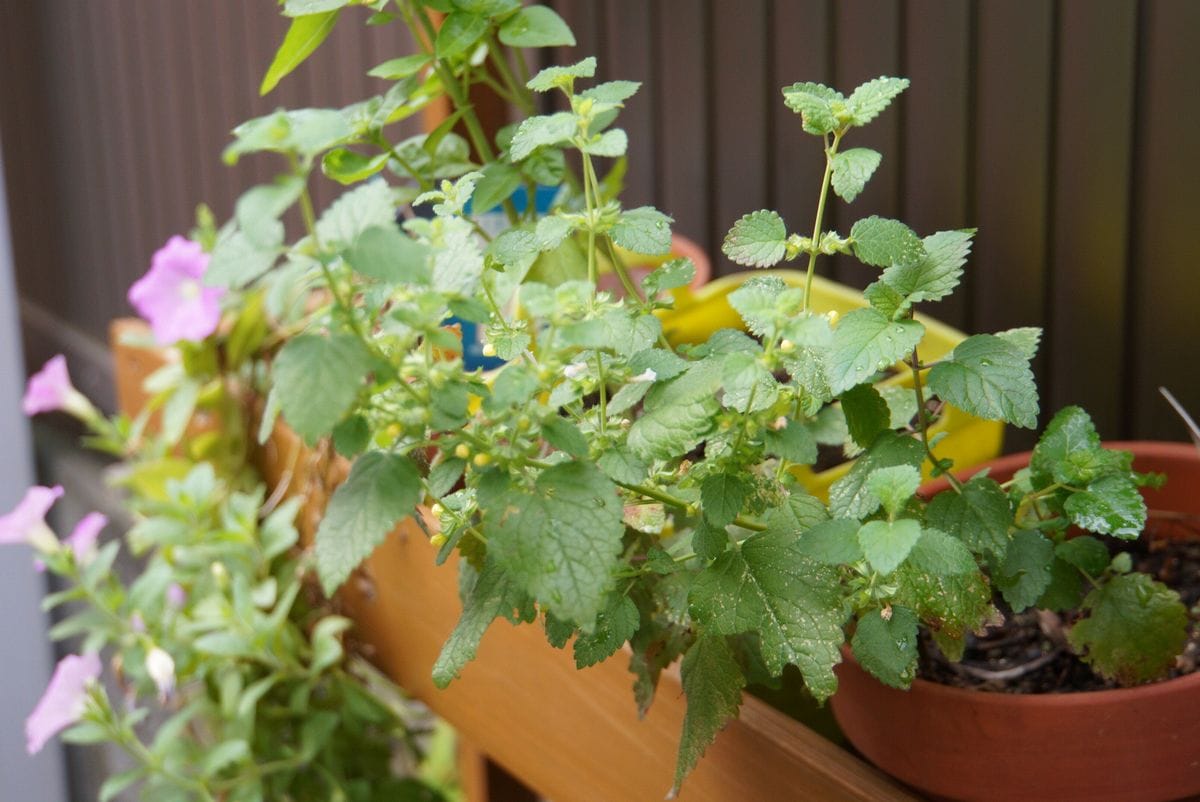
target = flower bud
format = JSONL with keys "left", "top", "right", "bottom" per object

{"left": 144, "top": 647, "right": 175, "bottom": 701}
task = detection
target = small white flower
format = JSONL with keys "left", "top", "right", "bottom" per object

{"left": 563, "top": 362, "right": 588, "bottom": 380}
{"left": 630, "top": 369, "right": 657, "bottom": 383}
{"left": 771, "top": 416, "right": 788, "bottom": 431}
{"left": 145, "top": 647, "right": 175, "bottom": 701}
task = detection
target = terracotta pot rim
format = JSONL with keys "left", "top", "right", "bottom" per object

{"left": 895, "top": 438, "right": 1200, "bottom": 702}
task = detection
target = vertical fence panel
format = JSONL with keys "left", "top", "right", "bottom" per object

{"left": 603, "top": 0, "right": 656, "bottom": 208}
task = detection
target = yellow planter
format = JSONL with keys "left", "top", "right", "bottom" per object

{"left": 661, "top": 269, "right": 1005, "bottom": 499}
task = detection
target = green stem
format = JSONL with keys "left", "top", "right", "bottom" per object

{"left": 803, "top": 131, "right": 841, "bottom": 313}
{"left": 595, "top": 353, "right": 608, "bottom": 436}
{"left": 908, "top": 345, "right": 962, "bottom": 492}
{"left": 581, "top": 152, "right": 599, "bottom": 284}
{"left": 486, "top": 36, "right": 535, "bottom": 115}
{"left": 613, "top": 480, "right": 767, "bottom": 532}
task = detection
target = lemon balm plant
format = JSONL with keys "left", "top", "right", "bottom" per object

{"left": 15, "top": 1, "right": 1192, "bottom": 796}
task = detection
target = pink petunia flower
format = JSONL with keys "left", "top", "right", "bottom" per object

{"left": 25, "top": 653, "right": 102, "bottom": 754}
{"left": 64, "top": 512, "right": 106, "bottom": 566}
{"left": 0, "top": 486, "right": 63, "bottom": 552}
{"left": 165, "top": 583, "right": 187, "bottom": 609}
{"left": 127, "top": 236, "right": 224, "bottom": 345}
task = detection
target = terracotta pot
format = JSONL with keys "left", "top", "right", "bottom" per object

{"left": 831, "top": 441, "right": 1200, "bottom": 802}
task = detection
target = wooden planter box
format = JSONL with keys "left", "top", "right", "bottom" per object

{"left": 110, "top": 319, "right": 917, "bottom": 802}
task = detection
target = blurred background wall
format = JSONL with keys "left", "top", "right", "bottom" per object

{"left": 1, "top": 0, "right": 1198, "bottom": 444}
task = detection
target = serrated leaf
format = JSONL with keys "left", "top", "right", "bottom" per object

{"left": 1064, "top": 475, "right": 1146, "bottom": 539}
{"left": 367, "top": 53, "right": 429, "bottom": 80}
{"left": 908, "top": 527, "right": 977, "bottom": 575}
{"left": 722, "top": 210, "right": 788, "bottom": 268}
{"left": 322, "top": 147, "right": 390, "bottom": 184}
{"left": 879, "top": 229, "right": 975, "bottom": 306}
{"left": 471, "top": 161, "right": 523, "bottom": 212}
{"left": 829, "top": 432, "right": 925, "bottom": 519}
{"left": 596, "top": 446, "right": 646, "bottom": 485}
{"left": 260, "top": 11, "right": 340, "bottom": 95}
{"left": 627, "top": 396, "right": 717, "bottom": 461}
{"left": 498, "top": 5, "right": 575, "bottom": 47}
{"left": 850, "top": 216, "right": 925, "bottom": 268}
{"left": 315, "top": 452, "right": 420, "bottom": 594}
{"left": 433, "top": 561, "right": 522, "bottom": 686}
{"left": 866, "top": 465, "right": 921, "bottom": 518}
{"left": 701, "top": 472, "right": 751, "bottom": 527}
{"left": 925, "top": 476, "right": 1013, "bottom": 561}
{"left": 486, "top": 325, "right": 531, "bottom": 361}
{"left": 509, "top": 112, "right": 576, "bottom": 161}
{"left": 840, "top": 383, "right": 890, "bottom": 449}
{"left": 847, "top": 76, "right": 909, "bottom": 125}
{"left": 831, "top": 148, "right": 882, "bottom": 202}
{"left": 674, "top": 634, "right": 745, "bottom": 791}
{"left": 852, "top": 606, "right": 918, "bottom": 687}
{"left": 994, "top": 326, "right": 1042, "bottom": 361}
{"left": 436, "top": 11, "right": 487, "bottom": 58}
{"left": 526, "top": 57, "right": 597, "bottom": 92}
{"left": 205, "top": 227, "right": 279, "bottom": 289}
{"left": 1038, "top": 557, "right": 1085, "bottom": 611}
{"left": 764, "top": 420, "right": 818, "bottom": 465}
{"left": 607, "top": 379, "right": 650, "bottom": 416}
{"left": 858, "top": 519, "right": 921, "bottom": 575}
{"left": 1055, "top": 535, "right": 1110, "bottom": 575}
{"left": 1030, "top": 406, "right": 1101, "bottom": 484}
{"left": 315, "top": 180, "right": 395, "bottom": 249}
{"left": 611, "top": 206, "right": 673, "bottom": 255}
{"left": 427, "top": 458, "right": 465, "bottom": 499}
{"left": 480, "top": 462, "right": 623, "bottom": 626}
{"left": 344, "top": 224, "right": 429, "bottom": 284}
{"left": 573, "top": 594, "right": 638, "bottom": 668}
{"left": 487, "top": 228, "right": 540, "bottom": 270}
{"left": 995, "top": 529, "right": 1055, "bottom": 612}
{"left": 580, "top": 129, "right": 628, "bottom": 158}
{"left": 796, "top": 517, "right": 862, "bottom": 564}
{"left": 582, "top": 80, "right": 641, "bottom": 104}
{"left": 762, "top": 492, "right": 831, "bottom": 534}
{"left": 642, "top": 258, "right": 695, "bottom": 296}
{"left": 1068, "top": 573, "right": 1188, "bottom": 685}
{"left": 543, "top": 417, "right": 589, "bottom": 458}
{"left": 629, "top": 348, "right": 689, "bottom": 381}
{"left": 781, "top": 81, "right": 843, "bottom": 135}
{"left": 827, "top": 308, "right": 924, "bottom": 395}
{"left": 236, "top": 176, "right": 304, "bottom": 247}
{"left": 273, "top": 333, "right": 371, "bottom": 444}
{"left": 720, "top": 352, "right": 778, "bottom": 413}
{"left": 689, "top": 529, "right": 844, "bottom": 698}
{"left": 928, "top": 334, "right": 1038, "bottom": 429}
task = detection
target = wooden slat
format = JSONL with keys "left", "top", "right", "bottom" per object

{"left": 1127, "top": 0, "right": 1200, "bottom": 440}
{"left": 603, "top": 0, "right": 656, "bottom": 208}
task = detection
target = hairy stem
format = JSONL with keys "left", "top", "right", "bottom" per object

{"left": 803, "top": 131, "right": 841, "bottom": 313}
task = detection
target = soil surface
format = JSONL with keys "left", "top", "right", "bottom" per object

{"left": 919, "top": 521, "right": 1200, "bottom": 694}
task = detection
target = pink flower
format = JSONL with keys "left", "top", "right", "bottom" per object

{"left": 65, "top": 512, "right": 106, "bottom": 565}
{"left": 127, "top": 236, "right": 224, "bottom": 345}
{"left": 21, "top": 355, "right": 97, "bottom": 420}
{"left": 25, "top": 653, "right": 102, "bottom": 754}
{"left": 166, "top": 583, "right": 187, "bottom": 609}
{"left": 0, "top": 486, "right": 63, "bottom": 551}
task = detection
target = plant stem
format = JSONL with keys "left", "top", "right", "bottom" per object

{"left": 581, "top": 152, "right": 599, "bottom": 284}
{"left": 908, "top": 345, "right": 962, "bottom": 492}
{"left": 803, "top": 131, "right": 841, "bottom": 313}
{"left": 486, "top": 36, "right": 535, "bottom": 115}
{"left": 613, "top": 480, "right": 766, "bottom": 532}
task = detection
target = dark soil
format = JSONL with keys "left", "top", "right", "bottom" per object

{"left": 919, "top": 521, "right": 1200, "bottom": 694}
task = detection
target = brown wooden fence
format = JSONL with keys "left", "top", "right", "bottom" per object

{"left": 2, "top": 0, "right": 1198, "bottom": 445}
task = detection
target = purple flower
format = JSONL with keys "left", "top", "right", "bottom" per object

{"left": 127, "top": 236, "right": 224, "bottom": 345}
{"left": 25, "top": 653, "right": 102, "bottom": 754}
{"left": 0, "top": 486, "right": 63, "bottom": 552}
{"left": 65, "top": 512, "right": 106, "bottom": 565}
{"left": 166, "top": 583, "right": 187, "bottom": 609}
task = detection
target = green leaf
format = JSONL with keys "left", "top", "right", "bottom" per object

{"left": 1068, "top": 573, "right": 1189, "bottom": 685}
{"left": 561, "top": 309, "right": 661, "bottom": 356}
{"left": 205, "top": 227, "right": 279, "bottom": 289}
{"left": 543, "top": 417, "right": 589, "bottom": 458}
{"left": 366, "top": 53, "right": 429, "bottom": 80}
{"left": 879, "top": 229, "right": 975, "bottom": 306}
{"left": 582, "top": 80, "right": 641, "bottom": 105}
{"left": 1038, "top": 557, "right": 1085, "bottom": 611}
{"left": 907, "top": 527, "right": 977, "bottom": 575}
{"left": 1064, "top": 475, "right": 1146, "bottom": 539}
{"left": 1054, "top": 447, "right": 1133, "bottom": 486}
{"left": 674, "top": 634, "right": 745, "bottom": 791}
{"left": 1056, "top": 535, "right": 1110, "bottom": 575}
{"left": 720, "top": 352, "right": 778, "bottom": 413}
{"left": 796, "top": 517, "right": 863, "bottom": 565}
{"left": 273, "top": 333, "right": 371, "bottom": 444}
{"left": 332, "top": 414, "right": 370, "bottom": 458}
{"left": 764, "top": 420, "right": 818, "bottom": 465}
{"left": 840, "top": 383, "right": 890, "bottom": 449}
{"left": 436, "top": 11, "right": 488, "bottom": 59}
{"left": 846, "top": 76, "right": 909, "bottom": 125}
{"left": 781, "top": 82, "right": 843, "bottom": 135}
{"left": 689, "top": 529, "right": 844, "bottom": 698}
{"left": 702, "top": 472, "right": 751, "bottom": 527}
{"left": 858, "top": 519, "right": 922, "bottom": 575}
{"left": 995, "top": 529, "right": 1055, "bottom": 612}
{"left": 481, "top": 462, "right": 623, "bottom": 626}
{"left": 829, "top": 432, "right": 924, "bottom": 519}
{"left": 316, "top": 180, "right": 396, "bottom": 249}
{"left": 994, "top": 326, "right": 1042, "bottom": 361}
{"left": 925, "top": 476, "right": 1013, "bottom": 560}
{"left": 596, "top": 446, "right": 647, "bottom": 485}
{"left": 831, "top": 148, "right": 882, "bottom": 203}
{"left": 827, "top": 308, "right": 924, "bottom": 395}
{"left": 526, "top": 57, "right": 597, "bottom": 92}
{"left": 573, "top": 594, "right": 638, "bottom": 668}
{"left": 236, "top": 176, "right": 304, "bottom": 248}
{"left": 427, "top": 457, "right": 465, "bottom": 499}
{"left": 580, "top": 128, "right": 628, "bottom": 157}
{"left": 322, "top": 147, "right": 390, "bottom": 184}
{"left": 509, "top": 112, "right": 576, "bottom": 161}
{"left": 627, "top": 396, "right": 717, "bottom": 461}
{"left": 928, "top": 334, "right": 1039, "bottom": 429}
{"left": 283, "top": 0, "right": 349, "bottom": 13}
{"left": 433, "top": 561, "right": 521, "bottom": 686}
{"left": 344, "top": 224, "right": 429, "bottom": 284}
{"left": 611, "top": 206, "right": 672, "bottom": 254}
{"left": 722, "top": 210, "right": 788, "bottom": 268}
{"left": 762, "top": 492, "right": 831, "bottom": 534}
{"left": 641, "top": 258, "right": 695, "bottom": 296}
{"left": 99, "top": 767, "right": 147, "bottom": 802}
{"left": 850, "top": 216, "right": 925, "bottom": 267}
{"left": 315, "top": 452, "right": 421, "bottom": 594}
{"left": 487, "top": 325, "right": 531, "bottom": 361}
{"left": 498, "top": 5, "right": 575, "bottom": 46}
{"left": 471, "top": 162, "right": 523, "bottom": 212}
{"left": 851, "top": 606, "right": 918, "bottom": 688}
{"left": 894, "top": 558, "right": 994, "bottom": 642}
{"left": 1030, "top": 406, "right": 1101, "bottom": 484}
{"left": 260, "top": 11, "right": 340, "bottom": 95}
{"left": 866, "top": 465, "right": 921, "bottom": 518}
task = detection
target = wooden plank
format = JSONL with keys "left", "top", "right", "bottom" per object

{"left": 654, "top": 0, "right": 709, "bottom": 253}
{"left": 1128, "top": 0, "right": 1200, "bottom": 440}
{"left": 603, "top": 0, "right": 656, "bottom": 207}
{"left": 1046, "top": 0, "right": 1137, "bottom": 439}
{"left": 831, "top": 0, "right": 901, "bottom": 291}
{"left": 711, "top": 0, "right": 769, "bottom": 277}
{"left": 972, "top": 0, "right": 1055, "bottom": 449}
{"left": 902, "top": 0, "right": 973, "bottom": 331}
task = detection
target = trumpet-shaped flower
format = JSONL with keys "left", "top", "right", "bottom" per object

{"left": 127, "top": 236, "right": 224, "bottom": 345}
{"left": 0, "top": 486, "right": 63, "bottom": 552}
{"left": 22, "top": 356, "right": 97, "bottom": 420}
{"left": 65, "top": 512, "right": 106, "bottom": 566}
{"left": 25, "top": 653, "right": 102, "bottom": 754}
